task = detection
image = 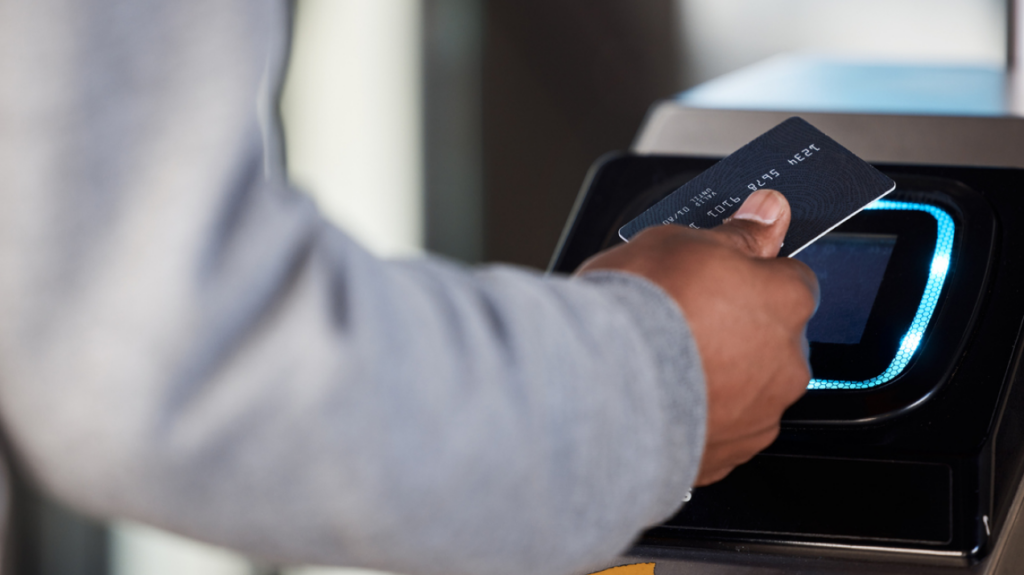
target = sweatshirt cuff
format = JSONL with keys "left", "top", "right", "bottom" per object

{"left": 577, "top": 270, "right": 707, "bottom": 525}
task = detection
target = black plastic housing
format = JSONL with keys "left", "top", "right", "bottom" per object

{"left": 550, "top": 156, "right": 1024, "bottom": 566}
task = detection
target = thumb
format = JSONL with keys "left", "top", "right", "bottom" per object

{"left": 711, "top": 189, "right": 791, "bottom": 258}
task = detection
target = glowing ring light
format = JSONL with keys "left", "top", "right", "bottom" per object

{"left": 808, "top": 200, "right": 955, "bottom": 390}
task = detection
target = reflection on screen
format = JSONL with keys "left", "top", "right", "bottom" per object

{"left": 795, "top": 234, "right": 897, "bottom": 345}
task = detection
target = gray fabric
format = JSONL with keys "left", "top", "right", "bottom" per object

{"left": 0, "top": 2, "right": 706, "bottom": 575}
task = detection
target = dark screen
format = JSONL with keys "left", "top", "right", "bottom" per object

{"left": 795, "top": 234, "right": 897, "bottom": 345}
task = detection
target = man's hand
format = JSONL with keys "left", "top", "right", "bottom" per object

{"left": 576, "top": 189, "right": 819, "bottom": 486}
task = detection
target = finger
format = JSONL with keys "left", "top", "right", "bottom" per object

{"left": 767, "top": 257, "right": 821, "bottom": 321}
{"left": 778, "top": 257, "right": 821, "bottom": 306}
{"left": 711, "top": 189, "right": 791, "bottom": 258}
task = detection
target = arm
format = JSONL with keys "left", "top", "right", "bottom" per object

{"left": 0, "top": 2, "right": 704, "bottom": 574}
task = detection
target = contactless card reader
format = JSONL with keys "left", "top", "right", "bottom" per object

{"left": 551, "top": 156, "right": 1024, "bottom": 569}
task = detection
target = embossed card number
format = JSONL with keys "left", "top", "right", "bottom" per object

{"left": 618, "top": 117, "right": 896, "bottom": 258}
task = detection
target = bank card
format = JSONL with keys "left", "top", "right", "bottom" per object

{"left": 618, "top": 117, "right": 896, "bottom": 257}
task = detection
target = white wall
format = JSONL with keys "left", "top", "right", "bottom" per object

{"left": 112, "top": 522, "right": 253, "bottom": 575}
{"left": 281, "top": 0, "right": 425, "bottom": 258}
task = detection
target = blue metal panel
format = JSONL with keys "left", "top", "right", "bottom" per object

{"left": 677, "top": 56, "right": 1006, "bottom": 116}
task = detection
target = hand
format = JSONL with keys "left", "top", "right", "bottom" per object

{"left": 576, "top": 189, "right": 819, "bottom": 486}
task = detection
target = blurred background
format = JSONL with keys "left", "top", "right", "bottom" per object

{"left": 278, "top": 0, "right": 1003, "bottom": 272}
{"left": 22, "top": 0, "right": 1007, "bottom": 574}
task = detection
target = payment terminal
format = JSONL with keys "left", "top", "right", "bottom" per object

{"left": 551, "top": 155, "right": 1024, "bottom": 572}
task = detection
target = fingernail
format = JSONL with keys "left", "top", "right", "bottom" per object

{"left": 732, "top": 189, "right": 785, "bottom": 225}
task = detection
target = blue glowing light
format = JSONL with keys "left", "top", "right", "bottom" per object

{"left": 808, "top": 200, "right": 955, "bottom": 390}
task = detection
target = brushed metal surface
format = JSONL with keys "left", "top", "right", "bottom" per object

{"left": 632, "top": 104, "right": 1024, "bottom": 169}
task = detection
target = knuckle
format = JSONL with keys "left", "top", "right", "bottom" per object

{"left": 759, "top": 425, "right": 781, "bottom": 449}
{"left": 776, "top": 262, "right": 819, "bottom": 319}
{"left": 786, "top": 361, "right": 812, "bottom": 401}
{"left": 735, "top": 427, "right": 780, "bottom": 466}
{"left": 781, "top": 259, "right": 819, "bottom": 292}
{"left": 795, "top": 362, "right": 812, "bottom": 387}
{"left": 795, "top": 290, "right": 818, "bottom": 320}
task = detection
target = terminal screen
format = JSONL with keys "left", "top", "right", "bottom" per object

{"left": 795, "top": 234, "right": 897, "bottom": 345}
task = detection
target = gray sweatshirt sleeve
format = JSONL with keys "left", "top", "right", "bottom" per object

{"left": 0, "top": 2, "right": 706, "bottom": 575}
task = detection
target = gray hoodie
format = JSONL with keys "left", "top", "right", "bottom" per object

{"left": 0, "top": 1, "right": 706, "bottom": 574}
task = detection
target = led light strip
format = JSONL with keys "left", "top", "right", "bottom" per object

{"left": 808, "top": 200, "right": 955, "bottom": 390}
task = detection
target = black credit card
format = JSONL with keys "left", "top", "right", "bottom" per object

{"left": 618, "top": 117, "right": 896, "bottom": 257}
